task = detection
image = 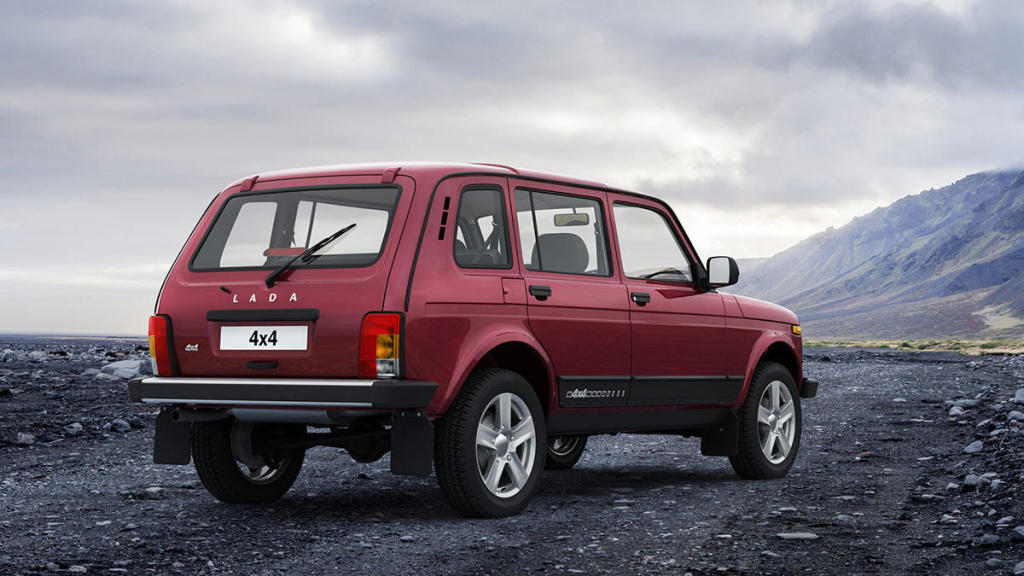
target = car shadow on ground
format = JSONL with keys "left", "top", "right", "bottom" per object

{"left": 174, "top": 463, "right": 743, "bottom": 525}
{"left": 538, "top": 463, "right": 741, "bottom": 497}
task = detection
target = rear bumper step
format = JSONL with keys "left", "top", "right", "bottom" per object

{"left": 128, "top": 377, "right": 437, "bottom": 409}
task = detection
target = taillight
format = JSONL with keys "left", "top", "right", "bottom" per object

{"left": 148, "top": 315, "right": 174, "bottom": 376}
{"left": 358, "top": 313, "right": 401, "bottom": 379}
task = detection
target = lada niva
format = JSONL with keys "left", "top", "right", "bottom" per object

{"left": 129, "top": 162, "right": 819, "bottom": 517}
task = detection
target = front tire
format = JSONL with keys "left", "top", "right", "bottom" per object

{"left": 545, "top": 435, "right": 587, "bottom": 470}
{"left": 191, "top": 418, "right": 304, "bottom": 503}
{"left": 729, "top": 362, "right": 801, "bottom": 479}
{"left": 435, "top": 369, "right": 546, "bottom": 517}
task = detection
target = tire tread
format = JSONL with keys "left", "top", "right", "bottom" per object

{"left": 435, "top": 369, "right": 545, "bottom": 517}
{"left": 729, "top": 362, "right": 800, "bottom": 480}
{"left": 191, "top": 419, "right": 303, "bottom": 504}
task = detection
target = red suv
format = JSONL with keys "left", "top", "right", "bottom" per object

{"left": 130, "top": 162, "right": 818, "bottom": 517}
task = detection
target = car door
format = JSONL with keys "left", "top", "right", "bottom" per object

{"left": 511, "top": 181, "right": 631, "bottom": 407}
{"left": 607, "top": 194, "right": 737, "bottom": 406}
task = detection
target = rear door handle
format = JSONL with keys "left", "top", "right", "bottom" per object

{"left": 631, "top": 292, "right": 651, "bottom": 306}
{"left": 529, "top": 285, "right": 552, "bottom": 301}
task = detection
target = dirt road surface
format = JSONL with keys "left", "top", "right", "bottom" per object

{"left": 2, "top": 337, "right": 1023, "bottom": 575}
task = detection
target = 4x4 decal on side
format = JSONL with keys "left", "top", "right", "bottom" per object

{"left": 558, "top": 378, "right": 631, "bottom": 407}
{"left": 558, "top": 375, "right": 746, "bottom": 408}
{"left": 565, "top": 388, "right": 627, "bottom": 400}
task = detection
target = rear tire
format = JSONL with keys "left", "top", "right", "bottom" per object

{"left": 545, "top": 435, "right": 587, "bottom": 470}
{"left": 435, "top": 369, "right": 546, "bottom": 517}
{"left": 192, "top": 418, "right": 304, "bottom": 503}
{"left": 729, "top": 362, "right": 801, "bottom": 479}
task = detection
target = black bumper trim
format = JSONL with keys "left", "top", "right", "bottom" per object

{"left": 206, "top": 308, "right": 320, "bottom": 322}
{"left": 801, "top": 378, "right": 819, "bottom": 399}
{"left": 128, "top": 377, "right": 437, "bottom": 410}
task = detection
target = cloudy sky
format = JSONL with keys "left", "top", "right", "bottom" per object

{"left": 3, "top": 0, "right": 1023, "bottom": 334}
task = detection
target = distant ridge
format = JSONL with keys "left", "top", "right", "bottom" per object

{"left": 731, "top": 169, "right": 1024, "bottom": 339}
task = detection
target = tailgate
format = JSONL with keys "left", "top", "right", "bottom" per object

{"left": 158, "top": 181, "right": 411, "bottom": 378}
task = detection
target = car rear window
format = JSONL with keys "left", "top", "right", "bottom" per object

{"left": 191, "top": 186, "right": 400, "bottom": 271}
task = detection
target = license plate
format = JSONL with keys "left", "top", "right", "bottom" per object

{"left": 220, "top": 326, "right": 308, "bottom": 351}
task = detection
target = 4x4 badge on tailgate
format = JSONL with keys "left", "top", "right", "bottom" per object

{"left": 184, "top": 344, "right": 199, "bottom": 352}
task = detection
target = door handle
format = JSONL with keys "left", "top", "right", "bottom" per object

{"left": 631, "top": 292, "right": 651, "bottom": 306}
{"left": 529, "top": 285, "right": 552, "bottom": 301}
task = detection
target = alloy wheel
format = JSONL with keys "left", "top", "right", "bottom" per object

{"left": 475, "top": 392, "right": 537, "bottom": 498}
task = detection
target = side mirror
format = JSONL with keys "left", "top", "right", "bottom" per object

{"left": 707, "top": 256, "right": 739, "bottom": 288}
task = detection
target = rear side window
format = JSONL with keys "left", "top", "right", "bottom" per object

{"left": 514, "top": 189, "right": 611, "bottom": 276}
{"left": 192, "top": 187, "right": 400, "bottom": 271}
{"left": 453, "top": 187, "right": 511, "bottom": 269}
{"left": 613, "top": 203, "right": 693, "bottom": 283}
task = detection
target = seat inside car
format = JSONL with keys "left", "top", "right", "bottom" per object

{"left": 455, "top": 237, "right": 497, "bottom": 266}
{"left": 530, "top": 233, "right": 588, "bottom": 274}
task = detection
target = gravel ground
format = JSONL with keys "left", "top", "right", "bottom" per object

{"left": 1, "top": 337, "right": 1023, "bottom": 575}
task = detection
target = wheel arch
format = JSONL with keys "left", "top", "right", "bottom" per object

{"left": 436, "top": 333, "right": 556, "bottom": 415}
{"left": 737, "top": 336, "right": 802, "bottom": 405}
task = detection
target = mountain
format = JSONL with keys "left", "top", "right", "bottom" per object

{"left": 730, "top": 169, "right": 1024, "bottom": 339}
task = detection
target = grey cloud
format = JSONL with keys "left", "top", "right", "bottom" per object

{"left": 805, "top": 1, "right": 1024, "bottom": 90}
{"left": 2, "top": 0, "right": 1024, "bottom": 333}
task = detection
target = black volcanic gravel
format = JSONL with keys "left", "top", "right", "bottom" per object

{"left": 1, "top": 337, "right": 1023, "bottom": 575}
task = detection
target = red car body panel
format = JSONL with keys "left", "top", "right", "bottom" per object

{"left": 153, "top": 162, "right": 806, "bottom": 423}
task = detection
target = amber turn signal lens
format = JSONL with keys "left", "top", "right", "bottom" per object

{"left": 791, "top": 325, "right": 802, "bottom": 335}
{"left": 376, "top": 334, "right": 398, "bottom": 359}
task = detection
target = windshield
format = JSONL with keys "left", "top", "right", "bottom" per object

{"left": 191, "top": 186, "right": 400, "bottom": 271}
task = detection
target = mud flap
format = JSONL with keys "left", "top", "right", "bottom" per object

{"left": 700, "top": 411, "right": 738, "bottom": 457}
{"left": 390, "top": 411, "right": 433, "bottom": 476}
{"left": 154, "top": 408, "right": 192, "bottom": 465}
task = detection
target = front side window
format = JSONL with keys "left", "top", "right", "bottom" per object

{"left": 453, "top": 187, "right": 511, "bottom": 269}
{"left": 613, "top": 203, "right": 693, "bottom": 283}
{"left": 192, "top": 187, "right": 400, "bottom": 270}
{"left": 515, "top": 189, "right": 611, "bottom": 276}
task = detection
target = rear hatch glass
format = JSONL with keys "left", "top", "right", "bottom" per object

{"left": 192, "top": 187, "right": 400, "bottom": 271}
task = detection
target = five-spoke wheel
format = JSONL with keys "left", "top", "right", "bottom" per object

{"left": 436, "top": 369, "right": 546, "bottom": 517}
{"left": 730, "top": 362, "right": 801, "bottom": 479}
{"left": 757, "top": 380, "right": 796, "bottom": 464}
{"left": 475, "top": 392, "right": 538, "bottom": 497}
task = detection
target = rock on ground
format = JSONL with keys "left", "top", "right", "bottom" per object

{"left": 100, "top": 360, "right": 144, "bottom": 379}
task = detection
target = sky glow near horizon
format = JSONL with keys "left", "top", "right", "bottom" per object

{"left": 2, "top": 0, "right": 1023, "bottom": 334}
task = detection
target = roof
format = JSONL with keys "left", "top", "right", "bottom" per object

{"left": 226, "top": 162, "right": 607, "bottom": 190}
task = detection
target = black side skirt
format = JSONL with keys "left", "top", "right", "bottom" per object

{"left": 547, "top": 408, "right": 730, "bottom": 436}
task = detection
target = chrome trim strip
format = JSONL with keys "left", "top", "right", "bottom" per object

{"left": 140, "top": 398, "right": 374, "bottom": 408}
{"left": 141, "top": 377, "right": 374, "bottom": 387}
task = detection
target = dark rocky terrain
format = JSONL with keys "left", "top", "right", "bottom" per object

{"left": 733, "top": 169, "right": 1024, "bottom": 339}
{"left": 2, "top": 336, "right": 1024, "bottom": 575}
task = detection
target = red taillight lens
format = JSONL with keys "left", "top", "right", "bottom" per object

{"left": 358, "top": 313, "right": 401, "bottom": 379}
{"left": 148, "top": 315, "right": 173, "bottom": 377}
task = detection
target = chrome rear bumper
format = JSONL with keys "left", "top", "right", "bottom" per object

{"left": 128, "top": 377, "right": 437, "bottom": 409}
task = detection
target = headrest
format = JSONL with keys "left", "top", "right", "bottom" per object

{"left": 531, "top": 233, "right": 588, "bottom": 274}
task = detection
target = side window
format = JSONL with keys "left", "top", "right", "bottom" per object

{"left": 515, "top": 189, "right": 610, "bottom": 276}
{"left": 613, "top": 203, "right": 693, "bottom": 283}
{"left": 453, "top": 187, "right": 511, "bottom": 269}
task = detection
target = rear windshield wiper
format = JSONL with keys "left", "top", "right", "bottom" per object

{"left": 264, "top": 223, "right": 357, "bottom": 288}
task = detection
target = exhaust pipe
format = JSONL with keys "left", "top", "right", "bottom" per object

{"left": 169, "top": 407, "right": 229, "bottom": 423}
